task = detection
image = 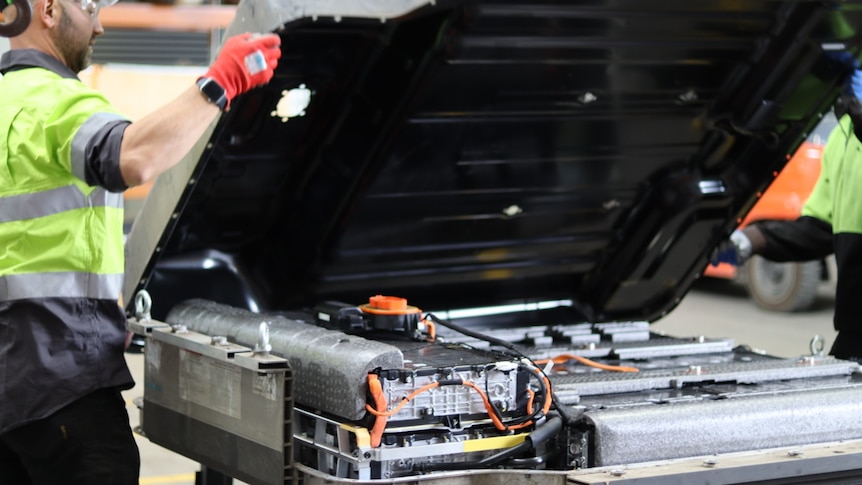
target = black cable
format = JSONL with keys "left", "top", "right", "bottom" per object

{"left": 505, "top": 454, "right": 547, "bottom": 468}
{"left": 519, "top": 363, "right": 549, "bottom": 422}
{"left": 415, "top": 441, "right": 532, "bottom": 472}
{"left": 482, "top": 365, "right": 507, "bottom": 426}
{"left": 414, "top": 417, "right": 563, "bottom": 473}
{"left": 426, "top": 313, "right": 518, "bottom": 350}
{"left": 521, "top": 355, "right": 578, "bottom": 424}
{"left": 482, "top": 362, "right": 547, "bottom": 429}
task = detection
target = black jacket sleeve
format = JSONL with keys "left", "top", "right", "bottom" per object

{"left": 750, "top": 216, "right": 833, "bottom": 262}
{"left": 83, "top": 119, "right": 131, "bottom": 193}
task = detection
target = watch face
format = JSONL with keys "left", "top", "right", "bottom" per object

{"left": 198, "top": 78, "right": 227, "bottom": 110}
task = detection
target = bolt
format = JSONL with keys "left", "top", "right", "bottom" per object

{"left": 703, "top": 458, "right": 718, "bottom": 467}
{"left": 610, "top": 469, "right": 626, "bottom": 477}
{"left": 788, "top": 449, "right": 804, "bottom": 457}
{"left": 679, "top": 90, "right": 698, "bottom": 103}
{"left": 579, "top": 92, "right": 597, "bottom": 104}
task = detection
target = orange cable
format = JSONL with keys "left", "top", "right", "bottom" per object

{"left": 365, "top": 381, "right": 441, "bottom": 417}
{"left": 461, "top": 381, "right": 508, "bottom": 430}
{"left": 525, "top": 388, "right": 535, "bottom": 415}
{"left": 535, "top": 353, "right": 639, "bottom": 373}
{"left": 423, "top": 318, "right": 436, "bottom": 342}
{"left": 367, "top": 375, "right": 388, "bottom": 448}
{"left": 540, "top": 374, "right": 553, "bottom": 414}
{"left": 365, "top": 377, "right": 539, "bottom": 432}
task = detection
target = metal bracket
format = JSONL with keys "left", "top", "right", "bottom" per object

{"left": 150, "top": 326, "right": 288, "bottom": 373}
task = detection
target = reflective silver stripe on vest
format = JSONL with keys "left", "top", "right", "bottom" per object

{"left": 71, "top": 112, "right": 127, "bottom": 182}
{"left": 0, "top": 185, "right": 122, "bottom": 223}
{"left": 0, "top": 272, "right": 123, "bottom": 301}
{"left": 90, "top": 187, "right": 124, "bottom": 212}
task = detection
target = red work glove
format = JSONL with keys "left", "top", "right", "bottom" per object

{"left": 203, "top": 32, "right": 282, "bottom": 106}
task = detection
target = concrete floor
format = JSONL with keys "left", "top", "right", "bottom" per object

{"left": 127, "top": 278, "right": 839, "bottom": 484}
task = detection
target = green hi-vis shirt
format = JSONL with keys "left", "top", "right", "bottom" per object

{"left": 797, "top": 114, "right": 862, "bottom": 342}
{"left": 0, "top": 49, "right": 135, "bottom": 433}
{"left": 803, "top": 115, "right": 862, "bottom": 233}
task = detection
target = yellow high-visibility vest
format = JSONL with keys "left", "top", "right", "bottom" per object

{"left": 0, "top": 65, "right": 128, "bottom": 302}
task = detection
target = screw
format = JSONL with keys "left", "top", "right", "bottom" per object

{"left": 679, "top": 90, "right": 698, "bottom": 103}
{"left": 579, "top": 92, "right": 598, "bottom": 104}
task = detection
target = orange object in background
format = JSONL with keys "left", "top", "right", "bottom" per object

{"left": 98, "top": 3, "right": 235, "bottom": 32}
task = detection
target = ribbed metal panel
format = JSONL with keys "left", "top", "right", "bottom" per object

{"left": 126, "top": 0, "right": 862, "bottom": 322}
{"left": 92, "top": 28, "right": 217, "bottom": 66}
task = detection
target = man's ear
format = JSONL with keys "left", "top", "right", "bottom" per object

{"left": 37, "top": 0, "right": 59, "bottom": 28}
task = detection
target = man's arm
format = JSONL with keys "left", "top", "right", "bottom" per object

{"left": 743, "top": 216, "right": 834, "bottom": 262}
{"left": 118, "top": 33, "right": 281, "bottom": 187}
{"left": 119, "top": 86, "right": 219, "bottom": 186}
{"left": 712, "top": 216, "right": 833, "bottom": 267}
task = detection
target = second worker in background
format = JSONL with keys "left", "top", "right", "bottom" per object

{"left": 714, "top": 68, "right": 862, "bottom": 363}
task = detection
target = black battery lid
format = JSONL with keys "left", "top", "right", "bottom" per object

{"left": 124, "top": 0, "right": 862, "bottom": 322}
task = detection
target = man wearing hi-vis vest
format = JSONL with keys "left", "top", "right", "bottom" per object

{"left": 0, "top": 0, "right": 281, "bottom": 482}
{"left": 711, "top": 54, "right": 862, "bottom": 364}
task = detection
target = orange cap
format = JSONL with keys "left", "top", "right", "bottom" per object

{"left": 360, "top": 295, "right": 422, "bottom": 315}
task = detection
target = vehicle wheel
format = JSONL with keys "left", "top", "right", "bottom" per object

{"left": 742, "top": 256, "right": 821, "bottom": 312}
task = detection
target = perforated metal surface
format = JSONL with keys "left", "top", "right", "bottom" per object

{"left": 166, "top": 299, "right": 404, "bottom": 421}
{"left": 552, "top": 354, "right": 860, "bottom": 403}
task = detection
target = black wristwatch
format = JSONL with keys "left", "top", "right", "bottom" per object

{"left": 196, "top": 77, "right": 228, "bottom": 111}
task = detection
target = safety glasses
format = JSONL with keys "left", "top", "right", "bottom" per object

{"left": 68, "top": 0, "right": 117, "bottom": 20}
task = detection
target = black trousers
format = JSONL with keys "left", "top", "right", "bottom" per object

{"left": 830, "top": 330, "right": 862, "bottom": 363}
{"left": 0, "top": 387, "right": 140, "bottom": 485}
